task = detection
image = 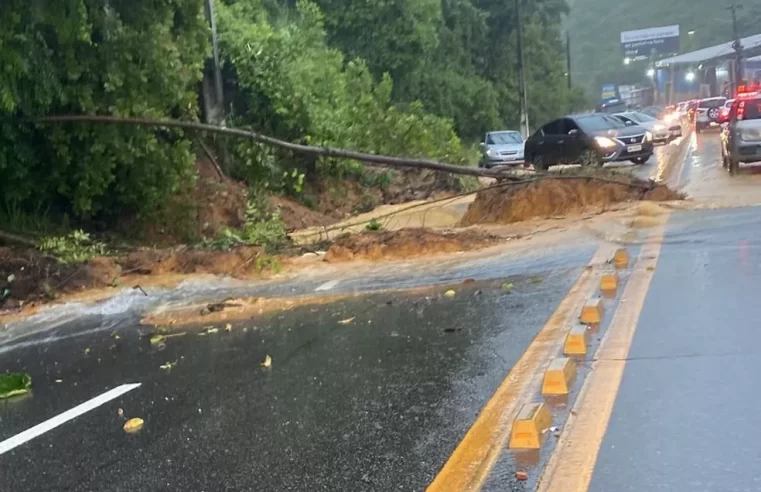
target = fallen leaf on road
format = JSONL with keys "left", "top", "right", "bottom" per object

{"left": 0, "top": 373, "right": 32, "bottom": 400}
{"left": 338, "top": 317, "right": 355, "bottom": 325}
{"left": 261, "top": 355, "right": 272, "bottom": 368}
{"left": 501, "top": 282, "right": 514, "bottom": 293}
{"left": 225, "top": 323, "right": 232, "bottom": 332}
{"left": 117, "top": 408, "right": 124, "bottom": 417}
{"left": 123, "top": 417, "right": 144, "bottom": 434}
{"left": 150, "top": 335, "right": 166, "bottom": 346}
{"left": 515, "top": 471, "right": 528, "bottom": 481}
{"left": 199, "top": 326, "right": 219, "bottom": 336}
{"left": 444, "top": 289, "right": 456, "bottom": 298}
{"left": 160, "top": 361, "right": 177, "bottom": 371}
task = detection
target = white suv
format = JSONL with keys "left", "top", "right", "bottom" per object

{"left": 721, "top": 94, "right": 761, "bottom": 174}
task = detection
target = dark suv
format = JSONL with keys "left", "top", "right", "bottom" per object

{"left": 524, "top": 114, "right": 654, "bottom": 170}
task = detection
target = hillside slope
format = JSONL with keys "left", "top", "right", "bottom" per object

{"left": 567, "top": 0, "right": 761, "bottom": 92}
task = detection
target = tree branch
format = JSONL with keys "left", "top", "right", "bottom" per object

{"left": 32, "top": 115, "right": 518, "bottom": 179}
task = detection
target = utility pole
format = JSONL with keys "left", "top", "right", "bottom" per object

{"left": 728, "top": 3, "right": 744, "bottom": 96}
{"left": 566, "top": 31, "right": 572, "bottom": 90}
{"left": 516, "top": 0, "right": 530, "bottom": 138}
{"left": 206, "top": 0, "right": 225, "bottom": 125}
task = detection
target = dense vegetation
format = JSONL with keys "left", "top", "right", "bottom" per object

{"left": 567, "top": 0, "right": 761, "bottom": 92}
{"left": 0, "top": 0, "right": 581, "bottom": 237}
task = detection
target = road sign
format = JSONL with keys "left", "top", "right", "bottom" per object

{"left": 621, "top": 25, "right": 680, "bottom": 58}
{"left": 600, "top": 84, "right": 619, "bottom": 103}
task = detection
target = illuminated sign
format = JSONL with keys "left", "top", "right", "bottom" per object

{"left": 621, "top": 25, "right": 680, "bottom": 58}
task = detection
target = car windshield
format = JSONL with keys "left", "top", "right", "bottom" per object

{"left": 577, "top": 115, "right": 626, "bottom": 132}
{"left": 627, "top": 112, "right": 656, "bottom": 123}
{"left": 699, "top": 98, "right": 726, "bottom": 109}
{"left": 486, "top": 132, "right": 522, "bottom": 144}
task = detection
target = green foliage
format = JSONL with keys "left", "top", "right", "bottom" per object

{"left": 0, "top": 373, "right": 32, "bottom": 400}
{"left": 365, "top": 218, "right": 383, "bottom": 231}
{"left": 207, "top": 199, "right": 289, "bottom": 253}
{"left": 0, "top": 0, "right": 208, "bottom": 226}
{"left": 39, "top": 229, "right": 107, "bottom": 264}
{"left": 567, "top": 0, "right": 761, "bottom": 93}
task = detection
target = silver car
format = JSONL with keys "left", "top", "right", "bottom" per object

{"left": 721, "top": 94, "right": 761, "bottom": 174}
{"left": 479, "top": 131, "right": 525, "bottom": 168}
{"left": 613, "top": 112, "right": 675, "bottom": 144}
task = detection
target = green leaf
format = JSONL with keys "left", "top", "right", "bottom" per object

{"left": 0, "top": 372, "right": 32, "bottom": 400}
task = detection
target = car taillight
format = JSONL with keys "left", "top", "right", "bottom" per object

{"left": 738, "top": 101, "right": 746, "bottom": 120}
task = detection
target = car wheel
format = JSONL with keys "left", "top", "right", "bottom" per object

{"left": 533, "top": 155, "right": 549, "bottom": 171}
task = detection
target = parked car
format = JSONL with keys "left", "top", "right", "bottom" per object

{"left": 612, "top": 111, "right": 675, "bottom": 144}
{"left": 478, "top": 130, "right": 525, "bottom": 168}
{"left": 695, "top": 97, "right": 727, "bottom": 132}
{"left": 718, "top": 99, "right": 735, "bottom": 124}
{"left": 524, "top": 113, "right": 654, "bottom": 170}
{"left": 721, "top": 90, "right": 761, "bottom": 174}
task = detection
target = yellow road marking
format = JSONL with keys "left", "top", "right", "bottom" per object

{"left": 536, "top": 217, "right": 669, "bottom": 492}
{"left": 427, "top": 244, "right": 617, "bottom": 492}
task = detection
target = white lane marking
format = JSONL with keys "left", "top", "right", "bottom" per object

{"left": 315, "top": 279, "right": 340, "bottom": 291}
{"left": 0, "top": 383, "right": 141, "bottom": 455}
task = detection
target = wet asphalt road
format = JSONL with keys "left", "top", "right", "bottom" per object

{"left": 588, "top": 132, "right": 761, "bottom": 491}
{"left": 0, "top": 268, "right": 586, "bottom": 491}
{"left": 3, "top": 130, "right": 756, "bottom": 492}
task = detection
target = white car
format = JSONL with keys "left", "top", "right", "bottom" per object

{"left": 613, "top": 112, "right": 673, "bottom": 144}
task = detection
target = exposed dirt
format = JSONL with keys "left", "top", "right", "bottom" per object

{"left": 0, "top": 247, "right": 121, "bottom": 311}
{"left": 324, "top": 228, "right": 501, "bottom": 263}
{"left": 460, "top": 177, "right": 684, "bottom": 226}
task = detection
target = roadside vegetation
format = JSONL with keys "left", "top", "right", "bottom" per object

{"left": 0, "top": 0, "right": 590, "bottom": 311}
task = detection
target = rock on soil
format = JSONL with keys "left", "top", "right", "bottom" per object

{"left": 459, "top": 177, "right": 684, "bottom": 226}
{"left": 324, "top": 228, "right": 501, "bottom": 263}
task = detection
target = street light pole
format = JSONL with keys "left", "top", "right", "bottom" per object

{"left": 566, "top": 31, "right": 572, "bottom": 91}
{"left": 516, "top": 0, "right": 530, "bottom": 138}
{"left": 728, "top": 3, "right": 744, "bottom": 96}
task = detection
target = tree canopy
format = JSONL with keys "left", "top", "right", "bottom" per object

{"left": 0, "top": 0, "right": 580, "bottom": 232}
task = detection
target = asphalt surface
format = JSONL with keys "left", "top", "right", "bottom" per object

{"left": 588, "top": 132, "right": 761, "bottom": 492}
{"left": 0, "top": 265, "right": 587, "bottom": 491}
{"left": 3, "top": 129, "right": 750, "bottom": 492}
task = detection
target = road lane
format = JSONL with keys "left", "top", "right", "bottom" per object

{"left": 0, "top": 269, "right": 587, "bottom": 491}
{"left": 587, "top": 206, "right": 761, "bottom": 492}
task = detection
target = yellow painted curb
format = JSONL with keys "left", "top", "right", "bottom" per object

{"left": 509, "top": 402, "right": 553, "bottom": 449}
{"left": 613, "top": 249, "right": 630, "bottom": 269}
{"left": 600, "top": 273, "right": 619, "bottom": 293}
{"left": 580, "top": 299, "right": 604, "bottom": 325}
{"left": 564, "top": 325, "right": 589, "bottom": 356}
{"left": 542, "top": 357, "right": 577, "bottom": 396}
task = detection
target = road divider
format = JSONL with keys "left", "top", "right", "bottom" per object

{"left": 580, "top": 299, "right": 604, "bottom": 325}
{"left": 613, "top": 249, "right": 630, "bottom": 269}
{"left": 563, "top": 325, "right": 590, "bottom": 356}
{"left": 599, "top": 272, "right": 619, "bottom": 293}
{"left": 541, "top": 357, "right": 577, "bottom": 396}
{"left": 509, "top": 402, "right": 553, "bottom": 449}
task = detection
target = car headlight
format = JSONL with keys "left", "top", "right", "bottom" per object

{"left": 740, "top": 130, "right": 761, "bottom": 141}
{"left": 644, "top": 131, "right": 653, "bottom": 142}
{"left": 594, "top": 136, "right": 617, "bottom": 149}
{"left": 652, "top": 124, "right": 665, "bottom": 131}
{"left": 486, "top": 148, "right": 497, "bottom": 157}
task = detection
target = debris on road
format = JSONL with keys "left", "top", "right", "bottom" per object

{"left": 160, "top": 361, "right": 178, "bottom": 371}
{"left": 325, "top": 228, "right": 500, "bottom": 263}
{"left": 338, "top": 317, "right": 356, "bottom": 325}
{"left": 515, "top": 471, "right": 529, "bottom": 481}
{"left": 261, "top": 355, "right": 272, "bottom": 368}
{"left": 199, "top": 326, "right": 219, "bottom": 335}
{"left": 501, "top": 282, "right": 514, "bottom": 292}
{"left": 460, "top": 175, "right": 683, "bottom": 226}
{"left": 0, "top": 372, "right": 32, "bottom": 399}
{"left": 123, "top": 417, "right": 145, "bottom": 434}
{"left": 444, "top": 289, "right": 456, "bottom": 298}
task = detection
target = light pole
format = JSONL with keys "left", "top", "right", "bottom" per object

{"left": 728, "top": 4, "right": 744, "bottom": 96}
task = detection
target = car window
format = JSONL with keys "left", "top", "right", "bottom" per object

{"left": 699, "top": 98, "right": 726, "bottom": 109}
{"left": 486, "top": 132, "right": 522, "bottom": 145}
{"left": 738, "top": 99, "right": 761, "bottom": 120}
{"left": 576, "top": 114, "right": 625, "bottom": 132}
{"left": 541, "top": 119, "right": 563, "bottom": 136}
{"left": 630, "top": 112, "right": 656, "bottom": 123}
